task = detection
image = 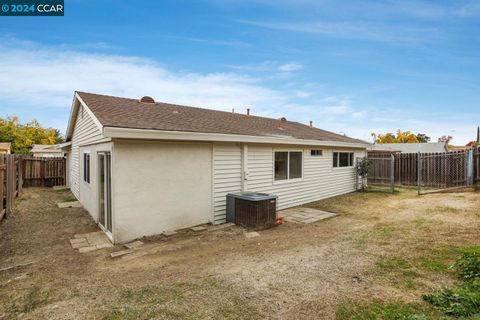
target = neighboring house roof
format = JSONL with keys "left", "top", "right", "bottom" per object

{"left": 465, "top": 141, "right": 477, "bottom": 148}
{"left": 68, "top": 91, "right": 367, "bottom": 146}
{"left": 31, "top": 144, "right": 62, "bottom": 153}
{"left": 448, "top": 145, "right": 470, "bottom": 152}
{"left": 368, "top": 142, "right": 448, "bottom": 153}
{"left": 0, "top": 142, "right": 11, "bottom": 150}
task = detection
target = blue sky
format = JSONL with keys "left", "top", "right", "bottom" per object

{"left": 0, "top": 0, "right": 479, "bottom": 144}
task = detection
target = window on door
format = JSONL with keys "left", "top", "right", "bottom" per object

{"left": 83, "top": 153, "right": 90, "bottom": 183}
{"left": 333, "top": 152, "right": 354, "bottom": 168}
{"left": 274, "top": 151, "right": 303, "bottom": 181}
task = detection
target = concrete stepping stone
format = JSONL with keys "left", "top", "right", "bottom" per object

{"left": 190, "top": 226, "right": 207, "bottom": 232}
{"left": 110, "top": 249, "right": 133, "bottom": 258}
{"left": 52, "top": 186, "right": 69, "bottom": 191}
{"left": 78, "top": 246, "right": 97, "bottom": 253}
{"left": 210, "top": 222, "right": 235, "bottom": 231}
{"left": 124, "top": 240, "right": 143, "bottom": 249}
{"left": 57, "top": 201, "right": 82, "bottom": 208}
{"left": 244, "top": 231, "right": 260, "bottom": 239}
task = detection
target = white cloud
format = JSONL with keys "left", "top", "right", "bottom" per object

{"left": 278, "top": 63, "right": 303, "bottom": 72}
{"left": 0, "top": 38, "right": 474, "bottom": 144}
{"left": 0, "top": 40, "right": 285, "bottom": 113}
{"left": 238, "top": 19, "right": 440, "bottom": 44}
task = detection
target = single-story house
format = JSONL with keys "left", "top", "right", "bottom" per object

{"left": 0, "top": 142, "right": 11, "bottom": 154}
{"left": 31, "top": 144, "right": 64, "bottom": 157}
{"left": 63, "top": 91, "right": 368, "bottom": 243}
{"left": 368, "top": 142, "right": 448, "bottom": 154}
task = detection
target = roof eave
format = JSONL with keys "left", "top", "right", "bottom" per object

{"left": 66, "top": 92, "right": 105, "bottom": 141}
{"left": 103, "top": 126, "right": 369, "bottom": 148}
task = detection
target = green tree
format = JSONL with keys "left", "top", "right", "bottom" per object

{"left": 0, "top": 116, "right": 64, "bottom": 154}
{"left": 372, "top": 130, "right": 430, "bottom": 144}
{"left": 416, "top": 133, "right": 431, "bottom": 143}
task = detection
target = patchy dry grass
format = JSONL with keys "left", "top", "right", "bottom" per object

{"left": 0, "top": 187, "right": 479, "bottom": 319}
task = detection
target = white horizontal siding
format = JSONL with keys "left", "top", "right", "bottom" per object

{"left": 212, "top": 143, "right": 242, "bottom": 224}
{"left": 246, "top": 145, "right": 364, "bottom": 210}
{"left": 212, "top": 142, "right": 366, "bottom": 222}
{"left": 70, "top": 105, "right": 105, "bottom": 199}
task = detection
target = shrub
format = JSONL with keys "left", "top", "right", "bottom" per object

{"left": 422, "top": 279, "right": 480, "bottom": 317}
{"left": 455, "top": 251, "right": 480, "bottom": 281}
{"left": 336, "top": 300, "right": 428, "bottom": 320}
{"left": 423, "top": 251, "right": 480, "bottom": 317}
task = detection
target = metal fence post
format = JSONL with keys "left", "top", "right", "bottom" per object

{"left": 390, "top": 154, "right": 395, "bottom": 193}
{"left": 465, "top": 149, "right": 473, "bottom": 186}
{"left": 417, "top": 152, "right": 422, "bottom": 195}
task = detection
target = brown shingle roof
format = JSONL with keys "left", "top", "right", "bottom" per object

{"left": 77, "top": 91, "right": 365, "bottom": 144}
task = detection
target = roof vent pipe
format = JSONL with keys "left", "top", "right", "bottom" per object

{"left": 247, "top": 108, "right": 250, "bottom": 116}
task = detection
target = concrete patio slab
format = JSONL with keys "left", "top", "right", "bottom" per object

{"left": 281, "top": 207, "right": 337, "bottom": 224}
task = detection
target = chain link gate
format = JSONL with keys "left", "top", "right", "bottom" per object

{"left": 418, "top": 150, "right": 474, "bottom": 195}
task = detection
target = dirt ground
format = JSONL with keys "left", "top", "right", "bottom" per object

{"left": 0, "top": 187, "right": 479, "bottom": 319}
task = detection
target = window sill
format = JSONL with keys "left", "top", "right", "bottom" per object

{"left": 273, "top": 177, "right": 304, "bottom": 185}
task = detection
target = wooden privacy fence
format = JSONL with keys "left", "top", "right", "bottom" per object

{"left": 22, "top": 157, "right": 66, "bottom": 187}
{"left": 0, "top": 154, "right": 22, "bottom": 220}
{"left": 366, "top": 155, "right": 395, "bottom": 191}
{"left": 367, "top": 147, "right": 480, "bottom": 190}
{"left": 0, "top": 154, "right": 66, "bottom": 222}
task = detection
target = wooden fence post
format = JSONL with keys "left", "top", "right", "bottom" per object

{"left": 6, "top": 156, "right": 14, "bottom": 215}
{"left": 417, "top": 152, "right": 422, "bottom": 195}
{"left": 0, "top": 165, "right": 5, "bottom": 221}
{"left": 17, "top": 156, "right": 23, "bottom": 196}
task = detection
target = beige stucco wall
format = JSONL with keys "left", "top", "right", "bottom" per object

{"left": 112, "top": 140, "right": 213, "bottom": 243}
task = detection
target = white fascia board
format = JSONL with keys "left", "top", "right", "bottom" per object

{"left": 103, "top": 126, "right": 368, "bottom": 149}
{"left": 65, "top": 95, "right": 79, "bottom": 141}
{"left": 75, "top": 93, "right": 104, "bottom": 133}
{"left": 65, "top": 92, "right": 105, "bottom": 141}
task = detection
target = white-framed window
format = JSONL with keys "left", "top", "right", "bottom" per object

{"left": 274, "top": 151, "right": 303, "bottom": 181}
{"left": 311, "top": 149, "right": 323, "bottom": 156}
{"left": 83, "top": 153, "right": 90, "bottom": 183}
{"left": 333, "top": 152, "right": 354, "bottom": 168}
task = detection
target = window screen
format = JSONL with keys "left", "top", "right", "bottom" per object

{"left": 274, "top": 151, "right": 303, "bottom": 180}
{"left": 289, "top": 152, "right": 302, "bottom": 179}
{"left": 333, "top": 152, "right": 354, "bottom": 168}
{"left": 274, "top": 152, "right": 288, "bottom": 181}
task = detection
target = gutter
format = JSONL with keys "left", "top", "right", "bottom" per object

{"left": 103, "top": 126, "right": 369, "bottom": 149}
